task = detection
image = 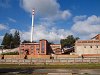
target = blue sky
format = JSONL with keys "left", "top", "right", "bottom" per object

{"left": 0, "top": 0, "right": 100, "bottom": 43}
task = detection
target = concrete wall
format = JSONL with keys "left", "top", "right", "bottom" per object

{"left": 75, "top": 39, "right": 100, "bottom": 55}
{"left": 0, "top": 58, "right": 100, "bottom": 64}
{"left": 0, "top": 55, "right": 80, "bottom": 59}
{"left": 0, "top": 55, "right": 25, "bottom": 59}
{"left": 0, "top": 54, "right": 100, "bottom": 60}
{"left": 75, "top": 45, "right": 100, "bottom": 55}
{"left": 27, "top": 55, "right": 50, "bottom": 59}
{"left": 83, "top": 54, "right": 100, "bottom": 57}
{"left": 0, "top": 55, "right": 50, "bottom": 59}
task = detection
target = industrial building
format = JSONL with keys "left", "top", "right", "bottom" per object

{"left": 19, "top": 39, "right": 61, "bottom": 55}
{"left": 19, "top": 9, "right": 100, "bottom": 56}
{"left": 75, "top": 34, "right": 100, "bottom": 55}
{"left": 19, "top": 9, "right": 61, "bottom": 55}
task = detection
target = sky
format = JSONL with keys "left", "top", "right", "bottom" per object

{"left": 0, "top": 0, "right": 100, "bottom": 43}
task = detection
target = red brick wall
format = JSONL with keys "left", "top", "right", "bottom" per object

{"left": 39, "top": 40, "right": 47, "bottom": 55}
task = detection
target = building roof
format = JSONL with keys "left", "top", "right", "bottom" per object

{"left": 76, "top": 40, "right": 100, "bottom": 43}
{"left": 39, "top": 39, "right": 47, "bottom": 41}
{"left": 91, "top": 34, "right": 100, "bottom": 39}
{"left": 50, "top": 44, "right": 61, "bottom": 46}
{"left": 21, "top": 42, "right": 39, "bottom": 45}
{"left": 76, "top": 34, "right": 100, "bottom": 44}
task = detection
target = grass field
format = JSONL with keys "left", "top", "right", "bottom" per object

{"left": 0, "top": 64, "right": 100, "bottom": 75}
{"left": 0, "top": 63, "right": 100, "bottom": 69}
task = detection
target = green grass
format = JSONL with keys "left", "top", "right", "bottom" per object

{"left": 1, "top": 52, "right": 19, "bottom": 55}
{"left": 0, "top": 73, "right": 47, "bottom": 75}
{"left": 1, "top": 64, "right": 99, "bottom": 75}
{"left": 0, "top": 63, "right": 100, "bottom": 69}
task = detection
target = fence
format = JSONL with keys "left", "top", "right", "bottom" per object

{"left": 0, "top": 55, "right": 79, "bottom": 59}
{"left": 0, "top": 57, "right": 100, "bottom": 64}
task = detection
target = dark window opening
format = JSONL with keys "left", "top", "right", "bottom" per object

{"left": 25, "top": 50, "right": 29, "bottom": 55}
{"left": 90, "top": 46, "right": 92, "bottom": 48}
{"left": 96, "top": 46, "right": 98, "bottom": 48}
{"left": 84, "top": 46, "right": 86, "bottom": 48}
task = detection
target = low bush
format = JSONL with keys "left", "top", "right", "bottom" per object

{"left": 1, "top": 52, "right": 19, "bottom": 55}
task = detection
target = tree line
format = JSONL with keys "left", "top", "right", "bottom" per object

{"left": 1, "top": 30, "right": 20, "bottom": 49}
{"left": 60, "top": 35, "right": 79, "bottom": 48}
{"left": 1, "top": 30, "right": 79, "bottom": 49}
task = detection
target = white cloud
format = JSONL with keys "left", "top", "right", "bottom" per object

{"left": 9, "top": 29, "right": 17, "bottom": 35}
{"left": 73, "top": 15, "right": 87, "bottom": 22}
{"left": 21, "top": 31, "right": 30, "bottom": 41}
{"left": 20, "top": 24, "right": 73, "bottom": 43}
{"left": 0, "top": 36, "right": 3, "bottom": 44}
{"left": 0, "top": 24, "right": 7, "bottom": 30}
{"left": 8, "top": 17, "right": 16, "bottom": 23}
{"left": 19, "top": 0, "right": 72, "bottom": 43}
{"left": 71, "top": 15, "right": 100, "bottom": 35}
{"left": 20, "top": 0, "right": 59, "bottom": 16}
{"left": 20, "top": 0, "right": 100, "bottom": 41}
{"left": 61, "top": 10, "right": 71, "bottom": 20}
{"left": 88, "top": 33, "right": 97, "bottom": 39}
{"left": 20, "top": 0, "right": 71, "bottom": 21}
{"left": 0, "top": 26, "right": 72, "bottom": 44}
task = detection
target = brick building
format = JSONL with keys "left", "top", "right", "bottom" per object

{"left": 19, "top": 39, "right": 61, "bottom": 55}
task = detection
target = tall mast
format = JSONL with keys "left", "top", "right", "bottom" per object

{"left": 31, "top": 9, "right": 35, "bottom": 42}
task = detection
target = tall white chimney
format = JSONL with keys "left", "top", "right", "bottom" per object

{"left": 31, "top": 9, "right": 35, "bottom": 42}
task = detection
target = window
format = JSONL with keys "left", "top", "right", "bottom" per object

{"left": 36, "top": 48, "right": 39, "bottom": 50}
{"left": 41, "top": 41, "right": 45, "bottom": 53}
{"left": 90, "top": 46, "right": 92, "bottom": 48}
{"left": 96, "top": 46, "right": 98, "bottom": 48}
{"left": 84, "top": 46, "right": 86, "bottom": 48}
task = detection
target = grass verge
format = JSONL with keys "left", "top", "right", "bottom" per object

{"left": 0, "top": 63, "right": 100, "bottom": 69}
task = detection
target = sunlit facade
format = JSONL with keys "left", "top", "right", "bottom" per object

{"left": 19, "top": 39, "right": 61, "bottom": 55}
{"left": 75, "top": 34, "right": 100, "bottom": 55}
